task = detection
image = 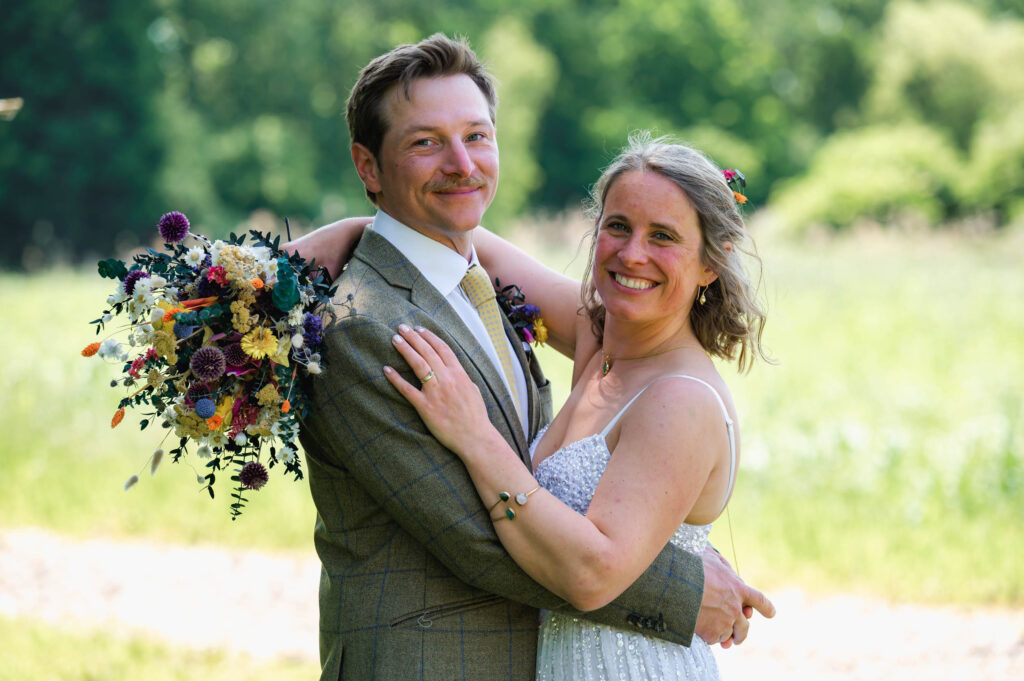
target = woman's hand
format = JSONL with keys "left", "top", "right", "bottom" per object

{"left": 282, "top": 217, "right": 372, "bottom": 281}
{"left": 383, "top": 325, "right": 495, "bottom": 457}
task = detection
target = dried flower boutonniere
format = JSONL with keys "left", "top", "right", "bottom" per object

{"left": 495, "top": 279, "right": 547, "bottom": 347}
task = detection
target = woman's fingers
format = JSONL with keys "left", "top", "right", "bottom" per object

{"left": 414, "top": 326, "right": 460, "bottom": 367}
{"left": 383, "top": 365, "right": 425, "bottom": 409}
{"left": 391, "top": 331, "right": 435, "bottom": 383}
{"left": 397, "top": 324, "right": 445, "bottom": 370}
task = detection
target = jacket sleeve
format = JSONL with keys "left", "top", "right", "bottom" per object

{"left": 302, "top": 311, "right": 704, "bottom": 645}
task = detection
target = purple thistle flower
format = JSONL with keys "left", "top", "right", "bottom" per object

{"left": 196, "top": 275, "right": 221, "bottom": 298}
{"left": 304, "top": 313, "right": 324, "bottom": 347}
{"left": 239, "top": 461, "right": 269, "bottom": 490}
{"left": 157, "top": 211, "right": 190, "bottom": 243}
{"left": 185, "top": 382, "right": 209, "bottom": 404}
{"left": 123, "top": 269, "right": 150, "bottom": 295}
{"left": 223, "top": 342, "right": 249, "bottom": 367}
{"left": 190, "top": 346, "right": 226, "bottom": 381}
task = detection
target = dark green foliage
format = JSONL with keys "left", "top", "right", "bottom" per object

{"left": 2, "top": 0, "right": 1020, "bottom": 270}
{"left": 0, "top": 0, "right": 164, "bottom": 268}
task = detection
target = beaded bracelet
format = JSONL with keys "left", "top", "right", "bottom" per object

{"left": 490, "top": 486, "right": 539, "bottom": 521}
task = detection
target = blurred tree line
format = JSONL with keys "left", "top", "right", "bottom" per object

{"left": 1, "top": 0, "right": 1022, "bottom": 269}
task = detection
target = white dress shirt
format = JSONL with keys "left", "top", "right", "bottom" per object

{"left": 370, "top": 211, "right": 529, "bottom": 435}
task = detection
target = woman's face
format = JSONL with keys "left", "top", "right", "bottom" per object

{"left": 593, "top": 169, "right": 714, "bottom": 327}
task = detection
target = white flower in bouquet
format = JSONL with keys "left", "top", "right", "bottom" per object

{"left": 276, "top": 446, "right": 297, "bottom": 465}
{"left": 185, "top": 246, "right": 205, "bottom": 267}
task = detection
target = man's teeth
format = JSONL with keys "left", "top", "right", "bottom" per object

{"left": 613, "top": 273, "right": 656, "bottom": 290}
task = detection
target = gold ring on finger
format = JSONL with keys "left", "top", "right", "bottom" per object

{"left": 419, "top": 370, "right": 436, "bottom": 384}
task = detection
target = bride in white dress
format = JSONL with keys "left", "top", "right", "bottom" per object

{"left": 383, "top": 135, "right": 771, "bottom": 680}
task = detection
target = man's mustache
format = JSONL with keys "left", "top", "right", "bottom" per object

{"left": 425, "top": 177, "right": 488, "bottom": 193}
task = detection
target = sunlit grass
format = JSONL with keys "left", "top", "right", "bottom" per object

{"left": 1, "top": 270, "right": 315, "bottom": 551}
{"left": 4, "top": 226, "right": 1023, "bottom": 603}
{"left": 0, "top": 615, "right": 317, "bottom": 681}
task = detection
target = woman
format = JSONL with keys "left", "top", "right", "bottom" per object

{"left": 300, "top": 135, "right": 768, "bottom": 679}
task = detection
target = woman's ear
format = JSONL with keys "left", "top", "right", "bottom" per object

{"left": 351, "top": 143, "right": 383, "bottom": 195}
{"left": 699, "top": 241, "right": 731, "bottom": 286}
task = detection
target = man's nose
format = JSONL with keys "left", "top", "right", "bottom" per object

{"left": 441, "top": 140, "right": 473, "bottom": 177}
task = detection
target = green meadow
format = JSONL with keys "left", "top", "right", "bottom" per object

{"left": 3, "top": 226, "right": 1022, "bottom": 612}
{"left": 0, "top": 615, "right": 317, "bottom": 681}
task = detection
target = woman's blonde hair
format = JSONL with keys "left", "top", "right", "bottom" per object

{"left": 582, "top": 133, "right": 769, "bottom": 372}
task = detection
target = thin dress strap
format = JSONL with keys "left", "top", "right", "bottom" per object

{"left": 598, "top": 375, "right": 737, "bottom": 512}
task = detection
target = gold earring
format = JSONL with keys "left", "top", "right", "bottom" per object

{"left": 698, "top": 285, "right": 707, "bottom": 305}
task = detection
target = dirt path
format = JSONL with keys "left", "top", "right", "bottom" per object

{"left": 2, "top": 527, "right": 1022, "bottom": 678}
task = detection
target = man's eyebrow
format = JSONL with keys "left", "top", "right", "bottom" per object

{"left": 397, "top": 119, "right": 494, "bottom": 137}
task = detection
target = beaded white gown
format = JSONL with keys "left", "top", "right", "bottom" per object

{"left": 531, "top": 375, "right": 735, "bottom": 681}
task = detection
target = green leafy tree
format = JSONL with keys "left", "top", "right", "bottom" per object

{"left": 0, "top": 0, "right": 164, "bottom": 269}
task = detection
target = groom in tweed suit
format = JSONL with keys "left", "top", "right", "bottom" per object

{"left": 298, "top": 34, "right": 762, "bottom": 681}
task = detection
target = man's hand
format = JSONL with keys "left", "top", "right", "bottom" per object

{"left": 696, "top": 546, "right": 775, "bottom": 648}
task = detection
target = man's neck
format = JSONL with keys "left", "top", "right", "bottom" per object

{"left": 377, "top": 209, "right": 473, "bottom": 261}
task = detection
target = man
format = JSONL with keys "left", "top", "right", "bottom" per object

{"left": 294, "top": 33, "right": 771, "bottom": 681}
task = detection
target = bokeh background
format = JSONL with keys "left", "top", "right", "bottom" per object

{"left": 2, "top": 1, "right": 1022, "bottom": 678}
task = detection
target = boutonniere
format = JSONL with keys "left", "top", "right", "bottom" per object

{"left": 494, "top": 278, "right": 547, "bottom": 346}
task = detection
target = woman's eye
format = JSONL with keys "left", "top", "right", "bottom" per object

{"left": 605, "top": 221, "right": 628, "bottom": 233}
{"left": 653, "top": 231, "right": 675, "bottom": 241}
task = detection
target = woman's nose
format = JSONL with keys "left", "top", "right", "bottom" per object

{"left": 618, "top": 235, "right": 649, "bottom": 265}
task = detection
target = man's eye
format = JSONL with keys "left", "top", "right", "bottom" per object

{"left": 412, "top": 139, "right": 433, "bottom": 147}
{"left": 467, "top": 132, "right": 485, "bottom": 142}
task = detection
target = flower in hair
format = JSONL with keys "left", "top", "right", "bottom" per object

{"left": 723, "top": 168, "right": 748, "bottom": 204}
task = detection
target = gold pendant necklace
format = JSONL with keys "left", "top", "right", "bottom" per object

{"left": 601, "top": 343, "right": 706, "bottom": 377}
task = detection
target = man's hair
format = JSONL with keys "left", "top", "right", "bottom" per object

{"left": 346, "top": 33, "right": 497, "bottom": 204}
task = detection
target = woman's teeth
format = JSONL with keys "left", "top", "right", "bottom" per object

{"left": 613, "top": 273, "right": 656, "bottom": 290}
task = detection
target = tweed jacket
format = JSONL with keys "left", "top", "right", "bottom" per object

{"left": 300, "top": 230, "right": 705, "bottom": 681}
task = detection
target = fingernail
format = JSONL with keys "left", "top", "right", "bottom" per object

{"left": 392, "top": 334, "right": 404, "bottom": 344}
{"left": 414, "top": 325, "right": 426, "bottom": 332}
{"left": 398, "top": 324, "right": 411, "bottom": 333}
{"left": 383, "top": 365, "right": 393, "bottom": 374}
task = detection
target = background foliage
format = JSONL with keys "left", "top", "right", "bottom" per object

{"left": 3, "top": 0, "right": 1024, "bottom": 268}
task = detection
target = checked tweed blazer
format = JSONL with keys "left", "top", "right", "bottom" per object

{"left": 299, "top": 230, "right": 705, "bottom": 681}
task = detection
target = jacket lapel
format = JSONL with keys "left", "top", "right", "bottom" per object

{"left": 353, "top": 231, "right": 529, "bottom": 459}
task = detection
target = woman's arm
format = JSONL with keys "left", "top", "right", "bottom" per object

{"left": 282, "top": 217, "right": 373, "bottom": 281}
{"left": 386, "top": 326, "right": 726, "bottom": 611}
{"left": 473, "top": 227, "right": 585, "bottom": 359}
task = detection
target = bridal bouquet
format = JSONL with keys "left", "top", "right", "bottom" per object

{"left": 82, "top": 211, "right": 336, "bottom": 517}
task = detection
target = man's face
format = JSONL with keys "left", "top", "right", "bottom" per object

{"left": 353, "top": 75, "right": 498, "bottom": 255}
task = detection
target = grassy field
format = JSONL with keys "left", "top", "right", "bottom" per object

{"left": 0, "top": 615, "right": 317, "bottom": 681}
{"left": 2, "top": 226, "right": 1022, "bottom": 606}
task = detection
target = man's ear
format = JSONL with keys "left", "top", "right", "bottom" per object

{"left": 351, "top": 143, "right": 382, "bottom": 195}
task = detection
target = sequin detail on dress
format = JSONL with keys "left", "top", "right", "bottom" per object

{"left": 532, "top": 424, "right": 721, "bottom": 681}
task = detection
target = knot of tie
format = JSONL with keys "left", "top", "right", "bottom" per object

{"left": 460, "top": 264, "right": 495, "bottom": 309}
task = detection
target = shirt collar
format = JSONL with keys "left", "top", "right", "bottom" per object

{"left": 369, "top": 210, "right": 479, "bottom": 296}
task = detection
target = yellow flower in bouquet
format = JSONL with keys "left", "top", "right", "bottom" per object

{"left": 241, "top": 327, "right": 278, "bottom": 359}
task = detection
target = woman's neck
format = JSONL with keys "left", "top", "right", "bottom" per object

{"left": 601, "top": 317, "right": 698, "bottom": 359}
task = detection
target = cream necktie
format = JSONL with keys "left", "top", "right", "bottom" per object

{"left": 460, "top": 264, "right": 524, "bottom": 418}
